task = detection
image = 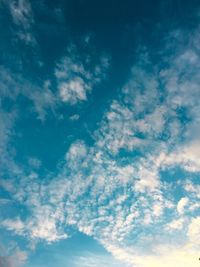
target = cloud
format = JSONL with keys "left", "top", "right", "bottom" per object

{"left": 0, "top": 68, "right": 58, "bottom": 183}
{"left": 1, "top": 218, "right": 25, "bottom": 235}
{"left": 59, "top": 78, "right": 88, "bottom": 103}
{"left": 177, "top": 197, "right": 189, "bottom": 215}
{"left": 73, "top": 252, "right": 128, "bottom": 267}
{"left": 166, "top": 218, "right": 185, "bottom": 231}
{"left": 5, "top": 0, "right": 36, "bottom": 44}
{"left": 1, "top": 13, "right": 200, "bottom": 267}
{"left": 152, "top": 140, "right": 200, "bottom": 173}
{"left": 0, "top": 67, "right": 57, "bottom": 122}
{"left": 69, "top": 114, "right": 80, "bottom": 121}
{"left": 103, "top": 242, "right": 200, "bottom": 267}
{"left": 0, "top": 103, "right": 22, "bottom": 178}
{"left": 55, "top": 45, "right": 109, "bottom": 105}
{"left": 27, "top": 80, "right": 57, "bottom": 121}
{"left": 0, "top": 248, "right": 27, "bottom": 267}
{"left": 1, "top": 204, "right": 68, "bottom": 243}
{"left": 66, "top": 141, "right": 88, "bottom": 164}
{"left": 51, "top": 24, "right": 200, "bottom": 266}
{"left": 187, "top": 217, "right": 200, "bottom": 246}
{"left": 28, "top": 157, "right": 41, "bottom": 169}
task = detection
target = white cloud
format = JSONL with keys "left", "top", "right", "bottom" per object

{"left": 177, "top": 197, "right": 189, "bottom": 215}
{"left": 1, "top": 217, "right": 25, "bottom": 235}
{"left": 187, "top": 217, "right": 200, "bottom": 246}
{"left": 5, "top": 0, "right": 36, "bottom": 44}
{"left": 59, "top": 78, "right": 88, "bottom": 104}
{"left": 73, "top": 252, "right": 127, "bottom": 267}
{"left": 152, "top": 140, "right": 200, "bottom": 173}
{"left": 69, "top": 114, "right": 80, "bottom": 121}
{"left": 0, "top": 247, "right": 27, "bottom": 267}
{"left": 134, "top": 166, "right": 159, "bottom": 193}
{"left": 166, "top": 218, "right": 185, "bottom": 231}
{"left": 51, "top": 24, "right": 200, "bottom": 266}
{"left": 66, "top": 141, "right": 88, "bottom": 163}
{"left": 55, "top": 46, "right": 109, "bottom": 105}
{"left": 1, "top": 204, "right": 68, "bottom": 243}
{"left": 28, "top": 217, "right": 67, "bottom": 242}
{"left": 104, "top": 242, "right": 200, "bottom": 267}
{"left": 1, "top": 15, "right": 200, "bottom": 267}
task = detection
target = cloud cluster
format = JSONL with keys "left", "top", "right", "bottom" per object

{"left": 1, "top": 15, "right": 200, "bottom": 267}
{"left": 55, "top": 45, "right": 109, "bottom": 104}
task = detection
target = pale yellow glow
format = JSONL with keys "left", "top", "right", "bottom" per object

{"left": 134, "top": 249, "right": 199, "bottom": 267}
{"left": 105, "top": 243, "right": 200, "bottom": 267}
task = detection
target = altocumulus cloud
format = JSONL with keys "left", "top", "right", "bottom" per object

{"left": 1, "top": 6, "right": 200, "bottom": 267}
{"left": 55, "top": 44, "right": 109, "bottom": 105}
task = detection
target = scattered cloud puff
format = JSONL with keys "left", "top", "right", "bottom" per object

{"left": 166, "top": 218, "right": 185, "bottom": 231}
{"left": 55, "top": 45, "right": 109, "bottom": 104}
{"left": 69, "top": 114, "right": 80, "bottom": 121}
{"left": 177, "top": 197, "right": 189, "bottom": 215}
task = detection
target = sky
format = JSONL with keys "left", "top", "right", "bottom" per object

{"left": 0, "top": 0, "right": 200, "bottom": 266}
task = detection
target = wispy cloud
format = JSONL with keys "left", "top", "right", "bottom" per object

{"left": 0, "top": 67, "right": 57, "bottom": 121}
{"left": 73, "top": 252, "right": 129, "bottom": 267}
{"left": 2, "top": 0, "right": 36, "bottom": 44}
{"left": 11, "top": 0, "right": 35, "bottom": 44}
{"left": 0, "top": 246, "right": 27, "bottom": 267}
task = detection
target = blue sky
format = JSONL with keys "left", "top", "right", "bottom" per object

{"left": 0, "top": 0, "right": 200, "bottom": 266}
